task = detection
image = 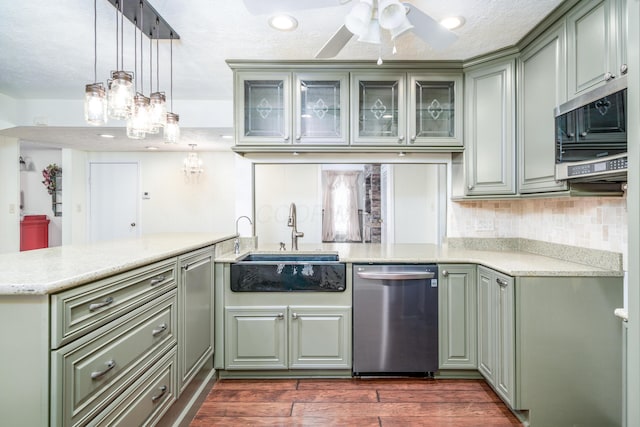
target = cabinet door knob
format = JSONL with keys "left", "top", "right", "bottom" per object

{"left": 398, "top": 135, "right": 405, "bottom": 143}
{"left": 442, "top": 270, "right": 449, "bottom": 277}
{"left": 277, "top": 313, "right": 284, "bottom": 320}
{"left": 496, "top": 278, "right": 509, "bottom": 287}
{"left": 620, "top": 64, "right": 628, "bottom": 75}
{"left": 292, "top": 312, "right": 298, "bottom": 319}
{"left": 468, "top": 184, "right": 474, "bottom": 190}
{"left": 295, "top": 135, "right": 301, "bottom": 141}
{"left": 410, "top": 135, "right": 417, "bottom": 143}
{"left": 604, "top": 72, "right": 615, "bottom": 81}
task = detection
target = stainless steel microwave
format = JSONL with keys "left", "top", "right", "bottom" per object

{"left": 555, "top": 75, "right": 627, "bottom": 182}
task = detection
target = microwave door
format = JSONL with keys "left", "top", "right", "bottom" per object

{"left": 576, "top": 91, "right": 627, "bottom": 145}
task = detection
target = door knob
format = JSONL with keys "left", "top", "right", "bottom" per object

{"left": 131, "top": 222, "right": 136, "bottom": 227}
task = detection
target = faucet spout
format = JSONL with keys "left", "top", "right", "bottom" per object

{"left": 287, "top": 203, "right": 304, "bottom": 250}
{"left": 234, "top": 215, "right": 253, "bottom": 254}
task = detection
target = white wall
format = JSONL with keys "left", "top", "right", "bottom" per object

{"left": 254, "top": 164, "right": 323, "bottom": 245}
{"left": 86, "top": 150, "right": 238, "bottom": 236}
{"left": 19, "top": 146, "right": 62, "bottom": 247}
{"left": 61, "top": 149, "right": 88, "bottom": 245}
{"left": 0, "top": 137, "right": 20, "bottom": 253}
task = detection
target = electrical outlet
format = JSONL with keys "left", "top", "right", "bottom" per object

{"left": 474, "top": 218, "right": 494, "bottom": 231}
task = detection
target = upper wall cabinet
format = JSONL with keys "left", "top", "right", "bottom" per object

{"left": 518, "top": 22, "right": 569, "bottom": 194}
{"left": 351, "top": 71, "right": 463, "bottom": 147}
{"left": 463, "top": 58, "right": 516, "bottom": 196}
{"left": 235, "top": 71, "right": 349, "bottom": 145}
{"left": 566, "top": 0, "right": 627, "bottom": 98}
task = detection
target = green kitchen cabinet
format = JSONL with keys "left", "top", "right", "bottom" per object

{"left": 225, "top": 305, "right": 351, "bottom": 370}
{"left": 566, "top": 0, "right": 627, "bottom": 98}
{"left": 178, "top": 246, "right": 214, "bottom": 393}
{"left": 477, "top": 266, "right": 515, "bottom": 408}
{"left": 438, "top": 264, "right": 477, "bottom": 370}
{"left": 517, "top": 22, "right": 569, "bottom": 194}
{"left": 235, "top": 70, "right": 350, "bottom": 146}
{"left": 461, "top": 58, "right": 516, "bottom": 196}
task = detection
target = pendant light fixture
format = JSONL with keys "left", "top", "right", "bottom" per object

{"left": 149, "top": 19, "right": 167, "bottom": 133}
{"left": 84, "top": 0, "right": 107, "bottom": 125}
{"left": 107, "top": 0, "right": 134, "bottom": 120}
{"left": 164, "top": 32, "right": 180, "bottom": 144}
{"left": 183, "top": 144, "right": 203, "bottom": 176}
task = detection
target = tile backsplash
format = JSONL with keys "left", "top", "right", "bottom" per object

{"left": 448, "top": 197, "right": 628, "bottom": 258}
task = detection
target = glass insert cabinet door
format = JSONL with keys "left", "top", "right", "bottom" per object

{"left": 408, "top": 73, "right": 463, "bottom": 146}
{"left": 294, "top": 72, "right": 349, "bottom": 145}
{"left": 236, "top": 72, "right": 291, "bottom": 144}
{"left": 351, "top": 73, "right": 406, "bottom": 145}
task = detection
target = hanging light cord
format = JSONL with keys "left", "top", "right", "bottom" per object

{"left": 139, "top": 0, "right": 144, "bottom": 94}
{"left": 149, "top": 29, "right": 153, "bottom": 93}
{"left": 114, "top": 0, "right": 119, "bottom": 71}
{"left": 133, "top": 18, "right": 137, "bottom": 92}
{"left": 93, "top": 0, "right": 98, "bottom": 83}
{"left": 170, "top": 33, "right": 173, "bottom": 111}
{"left": 121, "top": 0, "right": 124, "bottom": 69}
{"left": 156, "top": 19, "right": 160, "bottom": 92}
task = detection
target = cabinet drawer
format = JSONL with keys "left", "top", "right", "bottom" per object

{"left": 92, "top": 349, "right": 177, "bottom": 427}
{"left": 51, "top": 258, "right": 177, "bottom": 348}
{"left": 51, "top": 291, "right": 177, "bottom": 427}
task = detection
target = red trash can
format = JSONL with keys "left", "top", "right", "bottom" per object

{"left": 20, "top": 215, "right": 50, "bottom": 251}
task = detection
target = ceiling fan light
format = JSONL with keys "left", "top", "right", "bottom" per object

{"left": 378, "top": 0, "right": 405, "bottom": 30}
{"left": 390, "top": 16, "right": 414, "bottom": 40}
{"left": 345, "top": 0, "right": 374, "bottom": 37}
{"left": 357, "top": 18, "right": 381, "bottom": 44}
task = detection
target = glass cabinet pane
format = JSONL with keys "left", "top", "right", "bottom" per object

{"left": 299, "top": 80, "right": 342, "bottom": 138}
{"left": 358, "top": 80, "right": 400, "bottom": 138}
{"left": 244, "top": 80, "right": 286, "bottom": 138}
{"left": 415, "top": 81, "right": 455, "bottom": 138}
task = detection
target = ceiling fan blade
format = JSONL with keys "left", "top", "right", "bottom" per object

{"left": 243, "top": 0, "right": 347, "bottom": 15}
{"left": 405, "top": 4, "right": 458, "bottom": 50}
{"left": 315, "top": 25, "right": 354, "bottom": 58}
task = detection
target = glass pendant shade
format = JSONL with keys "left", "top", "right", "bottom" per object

{"left": 126, "top": 93, "right": 150, "bottom": 139}
{"left": 148, "top": 92, "right": 167, "bottom": 134}
{"left": 345, "top": 0, "right": 374, "bottom": 37}
{"left": 164, "top": 112, "right": 180, "bottom": 143}
{"left": 108, "top": 71, "right": 134, "bottom": 120}
{"left": 378, "top": 0, "right": 405, "bottom": 30}
{"left": 84, "top": 83, "right": 108, "bottom": 125}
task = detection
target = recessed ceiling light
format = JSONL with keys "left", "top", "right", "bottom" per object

{"left": 145, "top": 146, "right": 159, "bottom": 150}
{"left": 440, "top": 16, "right": 465, "bottom": 30}
{"left": 98, "top": 133, "right": 115, "bottom": 139}
{"left": 269, "top": 14, "right": 298, "bottom": 31}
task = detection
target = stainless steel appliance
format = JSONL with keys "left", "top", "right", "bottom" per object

{"left": 353, "top": 264, "right": 438, "bottom": 376}
{"left": 555, "top": 75, "right": 627, "bottom": 182}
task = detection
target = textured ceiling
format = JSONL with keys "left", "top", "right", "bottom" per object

{"left": 0, "top": 0, "right": 564, "bottom": 149}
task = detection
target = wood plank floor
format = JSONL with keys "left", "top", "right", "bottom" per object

{"left": 190, "top": 378, "right": 523, "bottom": 426}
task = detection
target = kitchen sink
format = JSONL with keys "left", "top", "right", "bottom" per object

{"left": 230, "top": 252, "right": 345, "bottom": 292}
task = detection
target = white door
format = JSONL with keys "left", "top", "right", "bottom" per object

{"left": 89, "top": 162, "right": 140, "bottom": 242}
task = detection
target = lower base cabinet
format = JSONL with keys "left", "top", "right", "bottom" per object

{"left": 477, "top": 266, "right": 515, "bottom": 407}
{"left": 225, "top": 306, "right": 351, "bottom": 370}
{"left": 438, "top": 264, "right": 477, "bottom": 370}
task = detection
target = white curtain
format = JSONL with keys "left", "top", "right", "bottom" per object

{"left": 322, "top": 170, "right": 362, "bottom": 242}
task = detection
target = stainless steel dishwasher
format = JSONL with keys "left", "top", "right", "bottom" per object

{"left": 353, "top": 264, "right": 438, "bottom": 376}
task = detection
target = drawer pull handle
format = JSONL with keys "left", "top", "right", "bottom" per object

{"left": 91, "top": 360, "right": 116, "bottom": 380}
{"left": 152, "top": 385, "right": 168, "bottom": 402}
{"left": 152, "top": 323, "right": 168, "bottom": 337}
{"left": 149, "top": 275, "right": 166, "bottom": 286}
{"left": 496, "top": 278, "right": 509, "bottom": 287}
{"left": 89, "top": 297, "right": 114, "bottom": 312}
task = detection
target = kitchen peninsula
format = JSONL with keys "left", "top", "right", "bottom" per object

{"left": 0, "top": 234, "right": 623, "bottom": 426}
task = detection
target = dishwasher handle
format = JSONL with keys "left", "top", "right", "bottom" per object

{"left": 356, "top": 271, "right": 435, "bottom": 280}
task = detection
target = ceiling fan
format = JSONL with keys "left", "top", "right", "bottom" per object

{"left": 242, "top": 0, "right": 458, "bottom": 59}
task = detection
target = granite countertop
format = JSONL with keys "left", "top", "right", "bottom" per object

{"left": 1, "top": 236, "right": 622, "bottom": 296}
{"left": 0, "top": 233, "right": 236, "bottom": 296}
{"left": 217, "top": 242, "right": 623, "bottom": 278}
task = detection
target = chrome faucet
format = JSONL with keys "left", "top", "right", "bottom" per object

{"left": 234, "top": 215, "right": 253, "bottom": 254}
{"left": 287, "top": 202, "right": 304, "bottom": 250}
